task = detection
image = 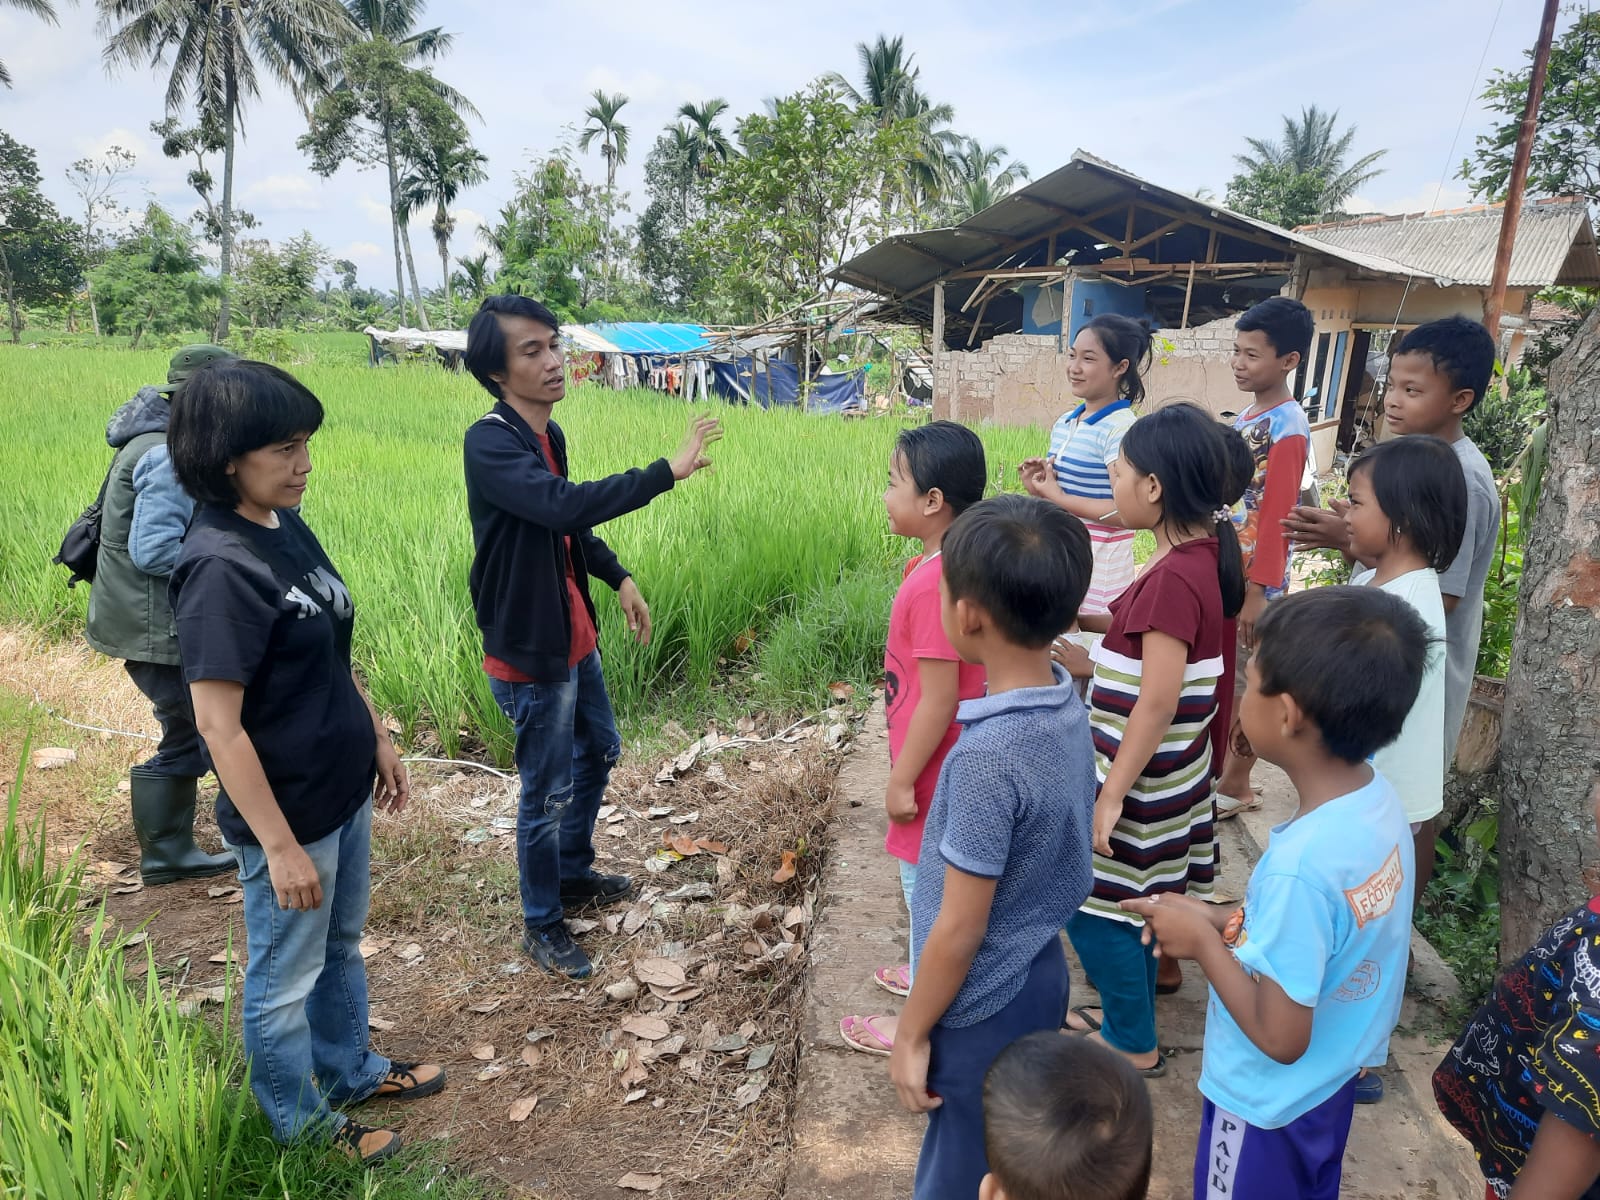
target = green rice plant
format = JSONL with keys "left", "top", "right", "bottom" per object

{"left": 0, "top": 341, "right": 1052, "bottom": 758}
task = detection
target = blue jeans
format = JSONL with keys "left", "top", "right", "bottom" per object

{"left": 225, "top": 799, "right": 389, "bottom": 1143}
{"left": 489, "top": 650, "right": 623, "bottom": 931}
{"left": 1065, "top": 909, "right": 1159, "bottom": 1055}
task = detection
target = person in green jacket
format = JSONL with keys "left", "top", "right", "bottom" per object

{"left": 86, "top": 344, "right": 236, "bottom": 884}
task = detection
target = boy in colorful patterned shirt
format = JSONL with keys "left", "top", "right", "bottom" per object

{"left": 1123, "top": 586, "right": 1427, "bottom": 1199}
{"left": 1433, "top": 781, "right": 1600, "bottom": 1199}
{"left": 1215, "top": 296, "right": 1314, "bottom": 818}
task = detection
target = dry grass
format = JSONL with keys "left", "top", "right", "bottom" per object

{"left": 0, "top": 625, "right": 860, "bottom": 1199}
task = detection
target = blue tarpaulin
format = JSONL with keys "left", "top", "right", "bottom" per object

{"left": 709, "top": 358, "right": 867, "bottom": 413}
{"left": 583, "top": 322, "right": 712, "bottom": 354}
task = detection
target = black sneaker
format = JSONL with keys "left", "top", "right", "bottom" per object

{"left": 559, "top": 872, "right": 634, "bottom": 911}
{"left": 333, "top": 1118, "right": 401, "bottom": 1164}
{"left": 523, "top": 921, "right": 593, "bottom": 979}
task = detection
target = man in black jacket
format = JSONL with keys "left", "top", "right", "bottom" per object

{"left": 463, "top": 294, "right": 720, "bottom": 979}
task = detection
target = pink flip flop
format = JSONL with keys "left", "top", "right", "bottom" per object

{"left": 873, "top": 963, "right": 911, "bottom": 997}
{"left": 839, "top": 1014, "right": 895, "bottom": 1057}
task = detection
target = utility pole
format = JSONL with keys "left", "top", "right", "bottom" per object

{"left": 1483, "top": 0, "right": 1561, "bottom": 341}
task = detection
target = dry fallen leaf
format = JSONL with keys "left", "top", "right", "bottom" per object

{"left": 616, "top": 1173, "right": 664, "bottom": 1193}
{"left": 31, "top": 747, "right": 77, "bottom": 771}
{"left": 647, "top": 983, "right": 704, "bottom": 1004}
{"left": 121, "top": 931, "right": 149, "bottom": 948}
{"left": 827, "top": 681, "right": 855, "bottom": 702}
{"left": 466, "top": 998, "right": 503, "bottom": 1015}
{"left": 368, "top": 1015, "right": 396, "bottom": 1032}
{"left": 622, "top": 904, "right": 650, "bottom": 936}
{"left": 666, "top": 832, "right": 700, "bottom": 857}
{"left": 746, "top": 1043, "right": 776, "bottom": 1071}
{"left": 693, "top": 838, "right": 730, "bottom": 855}
{"left": 623, "top": 1088, "right": 647, "bottom": 1104}
{"left": 476, "top": 1062, "right": 507, "bottom": 1081}
{"left": 469, "top": 1042, "right": 496, "bottom": 1061}
{"left": 620, "top": 1015, "right": 671, "bottom": 1042}
{"left": 394, "top": 942, "right": 423, "bottom": 962}
{"left": 772, "top": 851, "right": 797, "bottom": 884}
{"left": 508, "top": 1095, "right": 539, "bottom": 1122}
{"left": 734, "top": 1078, "right": 767, "bottom": 1109}
{"left": 747, "top": 760, "right": 766, "bottom": 774}
{"left": 206, "top": 885, "right": 239, "bottom": 899}
{"left": 634, "top": 958, "right": 687, "bottom": 988}
{"left": 207, "top": 950, "right": 235, "bottom": 964}
{"left": 520, "top": 1043, "right": 542, "bottom": 1069}
{"left": 605, "top": 978, "right": 641, "bottom": 1002}
{"left": 716, "top": 857, "right": 737, "bottom": 886}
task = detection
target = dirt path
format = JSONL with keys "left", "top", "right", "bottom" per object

{"left": 790, "top": 706, "right": 1483, "bottom": 1198}
{"left": 1, "top": 626, "right": 859, "bottom": 1199}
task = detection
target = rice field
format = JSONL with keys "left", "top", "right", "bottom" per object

{"left": 0, "top": 343, "right": 1048, "bottom": 759}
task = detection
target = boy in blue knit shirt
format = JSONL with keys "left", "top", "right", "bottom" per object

{"left": 1123, "top": 587, "right": 1428, "bottom": 1199}
{"left": 889, "top": 493, "right": 1097, "bottom": 1200}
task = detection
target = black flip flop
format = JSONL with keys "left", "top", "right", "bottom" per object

{"left": 1063, "top": 1005, "right": 1103, "bottom": 1034}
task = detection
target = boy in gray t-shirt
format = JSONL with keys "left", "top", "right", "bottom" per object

{"left": 886, "top": 494, "right": 1096, "bottom": 1200}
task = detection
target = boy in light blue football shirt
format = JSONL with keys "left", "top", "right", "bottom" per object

{"left": 1123, "top": 586, "right": 1429, "bottom": 1199}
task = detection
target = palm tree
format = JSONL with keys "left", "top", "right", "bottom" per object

{"left": 1, "top": 0, "right": 58, "bottom": 88}
{"left": 826, "top": 35, "right": 959, "bottom": 221}
{"left": 452, "top": 250, "right": 489, "bottom": 302}
{"left": 1235, "top": 105, "right": 1386, "bottom": 218}
{"left": 676, "top": 98, "right": 734, "bottom": 177}
{"left": 401, "top": 136, "right": 486, "bottom": 325}
{"left": 331, "top": 0, "right": 478, "bottom": 330}
{"left": 943, "top": 138, "right": 1029, "bottom": 221}
{"left": 578, "top": 89, "right": 629, "bottom": 296}
{"left": 98, "top": 0, "right": 355, "bottom": 339}
{"left": 579, "top": 89, "right": 630, "bottom": 192}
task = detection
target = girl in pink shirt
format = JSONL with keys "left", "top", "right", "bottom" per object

{"left": 840, "top": 421, "right": 988, "bottom": 1057}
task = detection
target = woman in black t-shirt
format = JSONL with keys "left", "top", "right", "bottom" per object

{"left": 167, "top": 360, "right": 444, "bottom": 1163}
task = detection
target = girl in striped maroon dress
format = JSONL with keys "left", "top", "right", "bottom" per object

{"left": 1058, "top": 403, "right": 1249, "bottom": 1077}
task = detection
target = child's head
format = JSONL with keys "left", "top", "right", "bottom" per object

{"left": 1345, "top": 436, "right": 1467, "bottom": 571}
{"left": 980, "top": 1031, "right": 1152, "bottom": 1200}
{"left": 940, "top": 494, "right": 1091, "bottom": 658}
{"left": 1246, "top": 587, "right": 1430, "bottom": 766}
{"left": 1113, "top": 403, "right": 1248, "bottom": 617}
{"left": 1070, "top": 314, "right": 1154, "bottom": 405}
{"left": 884, "top": 420, "right": 988, "bottom": 540}
{"left": 1385, "top": 316, "right": 1496, "bottom": 437}
{"left": 1232, "top": 297, "right": 1314, "bottom": 396}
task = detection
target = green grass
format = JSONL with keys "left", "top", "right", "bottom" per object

{"left": 0, "top": 732, "right": 499, "bottom": 1200}
{"left": 0, "top": 340, "right": 1051, "bottom": 760}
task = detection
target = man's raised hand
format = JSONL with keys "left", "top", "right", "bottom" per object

{"left": 670, "top": 415, "right": 723, "bottom": 480}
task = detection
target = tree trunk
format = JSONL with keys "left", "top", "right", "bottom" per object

{"left": 0, "top": 238, "right": 20, "bottom": 343}
{"left": 87, "top": 280, "right": 100, "bottom": 337}
{"left": 1498, "top": 307, "right": 1600, "bottom": 957}
{"left": 382, "top": 123, "right": 411, "bottom": 328}
{"left": 399, "top": 217, "right": 429, "bottom": 331}
{"left": 435, "top": 202, "right": 451, "bottom": 325}
{"left": 214, "top": 63, "right": 238, "bottom": 342}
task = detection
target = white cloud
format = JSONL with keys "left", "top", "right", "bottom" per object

{"left": 337, "top": 241, "right": 386, "bottom": 267}
{"left": 241, "top": 173, "right": 324, "bottom": 211}
{"left": 1347, "top": 184, "right": 1476, "bottom": 218}
{"left": 358, "top": 195, "right": 394, "bottom": 227}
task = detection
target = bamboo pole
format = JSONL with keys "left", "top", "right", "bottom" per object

{"left": 1180, "top": 261, "right": 1197, "bottom": 328}
{"left": 931, "top": 281, "right": 946, "bottom": 407}
{"left": 1484, "top": 0, "right": 1561, "bottom": 341}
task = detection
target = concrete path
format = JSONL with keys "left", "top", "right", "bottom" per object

{"left": 788, "top": 704, "right": 1484, "bottom": 1198}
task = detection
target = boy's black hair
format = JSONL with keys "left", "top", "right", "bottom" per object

{"left": 942, "top": 494, "right": 1091, "bottom": 649}
{"left": 167, "top": 359, "right": 324, "bottom": 507}
{"left": 1235, "top": 296, "right": 1314, "bottom": 361}
{"left": 1347, "top": 435, "right": 1467, "bottom": 572}
{"left": 983, "top": 1032, "right": 1152, "bottom": 1200}
{"left": 1120, "top": 403, "right": 1248, "bottom": 618}
{"left": 895, "top": 420, "right": 988, "bottom": 515}
{"left": 1080, "top": 314, "right": 1155, "bottom": 404}
{"left": 465, "top": 294, "right": 563, "bottom": 400}
{"left": 1394, "top": 316, "right": 1496, "bottom": 412}
{"left": 1252, "top": 587, "right": 1431, "bottom": 764}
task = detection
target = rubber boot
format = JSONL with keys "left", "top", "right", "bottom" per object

{"left": 129, "top": 767, "right": 234, "bottom": 885}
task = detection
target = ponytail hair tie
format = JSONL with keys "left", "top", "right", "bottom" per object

{"left": 1213, "top": 508, "right": 1232, "bottom": 523}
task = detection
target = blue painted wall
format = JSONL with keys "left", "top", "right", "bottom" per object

{"left": 1020, "top": 277, "right": 1149, "bottom": 340}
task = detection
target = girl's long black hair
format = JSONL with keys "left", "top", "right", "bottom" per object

{"left": 1080, "top": 314, "right": 1155, "bottom": 404}
{"left": 1120, "top": 403, "right": 1250, "bottom": 618}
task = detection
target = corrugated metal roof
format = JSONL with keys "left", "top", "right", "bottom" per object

{"left": 1296, "top": 200, "right": 1600, "bottom": 287}
{"left": 829, "top": 150, "right": 1422, "bottom": 339}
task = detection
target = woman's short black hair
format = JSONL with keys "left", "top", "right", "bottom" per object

{"left": 983, "top": 1031, "right": 1153, "bottom": 1200}
{"left": 942, "top": 493, "right": 1092, "bottom": 648}
{"left": 894, "top": 420, "right": 987, "bottom": 515}
{"left": 465, "top": 294, "right": 562, "bottom": 400}
{"left": 1253, "top": 586, "right": 1431, "bottom": 764}
{"left": 167, "top": 359, "right": 324, "bottom": 507}
{"left": 1347, "top": 435, "right": 1467, "bottom": 571}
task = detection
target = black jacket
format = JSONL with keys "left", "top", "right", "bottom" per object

{"left": 464, "top": 401, "right": 675, "bottom": 682}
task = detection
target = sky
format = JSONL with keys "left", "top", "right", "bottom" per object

{"left": 0, "top": 0, "right": 1570, "bottom": 292}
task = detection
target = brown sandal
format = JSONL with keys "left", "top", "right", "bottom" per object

{"left": 360, "top": 1061, "right": 447, "bottom": 1104}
